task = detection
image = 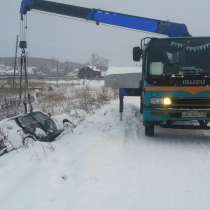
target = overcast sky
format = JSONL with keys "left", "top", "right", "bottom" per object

{"left": 1, "top": 0, "right": 210, "bottom": 66}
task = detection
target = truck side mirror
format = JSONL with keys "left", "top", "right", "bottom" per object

{"left": 133, "top": 47, "right": 142, "bottom": 62}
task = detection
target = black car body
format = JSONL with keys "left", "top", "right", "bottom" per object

{"left": 14, "top": 111, "right": 63, "bottom": 142}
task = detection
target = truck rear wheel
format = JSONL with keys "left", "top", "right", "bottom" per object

{"left": 145, "top": 122, "right": 154, "bottom": 137}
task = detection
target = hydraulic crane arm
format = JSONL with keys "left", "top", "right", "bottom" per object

{"left": 20, "top": 0, "right": 190, "bottom": 37}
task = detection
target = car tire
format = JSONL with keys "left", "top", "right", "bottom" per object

{"left": 22, "top": 135, "right": 36, "bottom": 147}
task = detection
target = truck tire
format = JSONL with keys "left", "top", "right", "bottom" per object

{"left": 198, "top": 120, "right": 209, "bottom": 128}
{"left": 145, "top": 122, "right": 154, "bottom": 137}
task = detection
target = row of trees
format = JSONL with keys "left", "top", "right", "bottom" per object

{"left": 49, "top": 53, "right": 109, "bottom": 76}
{"left": 89, "top": 53, "right": 109, "bottom": 71}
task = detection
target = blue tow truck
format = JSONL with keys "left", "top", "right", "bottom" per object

{"left": 20, "top": 0, "right": 210, "bottom": 136}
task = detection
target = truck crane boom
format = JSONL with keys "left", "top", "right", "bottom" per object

{"left": 20, "top": 0, "right": 190, "bottom": 37}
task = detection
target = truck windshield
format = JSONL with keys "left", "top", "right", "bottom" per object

{"left": 148, "top": 38, "right": 210, "bottom": 77}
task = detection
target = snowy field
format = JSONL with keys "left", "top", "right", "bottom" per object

{"left": 1, "top": 97, "right": 210, "bottom": 210}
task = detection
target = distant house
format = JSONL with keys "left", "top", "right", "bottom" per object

{"left": 78, "top": 66, "right": 101, "bottom": 79}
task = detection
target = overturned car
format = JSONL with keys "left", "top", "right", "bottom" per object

{"left": 0, "top": 111, "right": 74, "bottom": 155}
{"left": 14, "top": 111, "right": 64, "bottom": 143}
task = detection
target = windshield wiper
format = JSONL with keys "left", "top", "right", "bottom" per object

{"left": 162, "top": 73, "right": 183, "bottom": 78}
{"left": 201, "top": 74, "right": 210, "bottom": 78}
{"left": 170, "top": 71, "right": 210, "bottom": 78}
{"left": 180, "top": 67, "right": 205, "bottom": 75}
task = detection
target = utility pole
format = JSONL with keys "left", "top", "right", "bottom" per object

{"left": 56, "top": 60, "right": 59, "bottom": 87}
{"left": 13, "top": 35, "right": 19, "bottom": 88}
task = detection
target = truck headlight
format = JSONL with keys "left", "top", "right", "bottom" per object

{"left": 150, "top": 97, "right": 172, "bottom": 106}
{"left": 163, "top": 97, "right": 172, "bottom": 106}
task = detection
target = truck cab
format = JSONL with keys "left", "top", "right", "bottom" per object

{"left": 134, "top": 37, "right": 210, "bottom": 136}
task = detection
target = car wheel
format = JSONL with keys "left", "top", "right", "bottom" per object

{"left": 63, "top": 119, "right": 75, "bottom": 132}
{"left": 22, "top": 135, "right": 36, "bottom": 147}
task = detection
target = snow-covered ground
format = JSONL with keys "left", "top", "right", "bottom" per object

{"left": 1, "top": 98, "right": 210, "bottom": 210}
{"left": 45, "top": 79, "right": 104, "bottom": 87}
{"left": 0, "top": 65, "right": 37, "bottom": 75}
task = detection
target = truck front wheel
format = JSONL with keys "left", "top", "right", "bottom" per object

{"left": 145, "top": 122, "right": 155, "bottom": 137}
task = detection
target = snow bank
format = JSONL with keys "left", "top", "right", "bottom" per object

{"left": 1, "top": 98, "right": 210, "bottom": 210}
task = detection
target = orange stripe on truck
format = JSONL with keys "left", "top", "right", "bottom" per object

{"left": 144, "top": 86, "right": 210, "bottom": 95}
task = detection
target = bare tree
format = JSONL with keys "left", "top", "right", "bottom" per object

{"left": 90, "top": 53, "right": 109, "bottom": 71}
